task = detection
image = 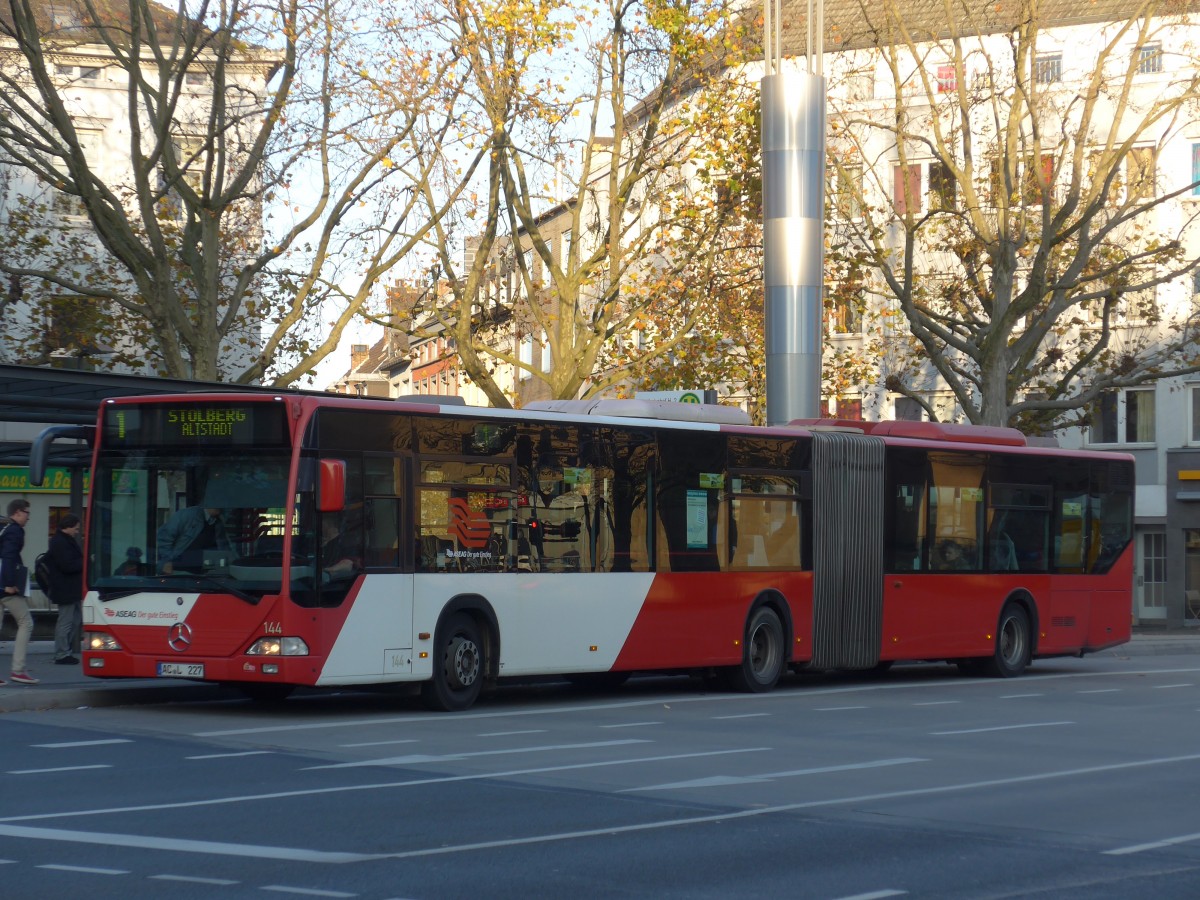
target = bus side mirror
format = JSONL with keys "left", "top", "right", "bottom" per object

{"left": 317, "top": 459, "right": 346, "bottom": 512}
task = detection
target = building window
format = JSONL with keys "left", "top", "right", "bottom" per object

{"left": 833, "top": 397, "right": 862, "bottom": 420}
{"left": 1190, "top": 385, "right": 1200, "bottom": 444}
{"left": 45, "top": 295, "right": 107, "bottom": 358}
{"left": 935, "top": 64, "right": 956, "bottom": 93}
{"left": 1142, "top": 531, "right": 1166, "bottom": 610}
{"left": 895, "top": 397, "right": 923, "bottom": 421}
{"left": 1035, "top": 53, "right": 1062, "bottom": 84}
{"left": 834, "top": 165, "right": 863, "bottom": 219}
{"left": 1091, "top": 388, "right": 1156, "bottom": 444}
{"left": 1137, "top": 43, "right": 1162, "bottom": 75}
{"left": 1190, "top": 143, "right": 1200, "bottom": 196}
{"left": 847, "top": 70, "right": 874, "bottom": 101}
{"left": 893, "top": 163, "right": 922, "bottom": 216}
{"left": 560, "top": 230, "right": 571, "bottom": 270}
{"left": 518, "top": 333, "right": 533, "bottom": 380}
{"left": 1186, "top": 532, "right": 1200, "bottom": 621}
{"left": 540, "top": 329, "right": 552, "bottom": 373}
{"left": 829, "top": 297, "right": 862, "bottom": 334}
{"left": 1127, "top": 146, "right": 1157, "bottom": 201}
{"left": 929, "top": 161, "right": 956, "bottom": 210}
{"left": 55, "top": 64, "right": 100, "bottom": 82}
{"left": 1021, "top": 153, "right": 1055, "bottom": 205}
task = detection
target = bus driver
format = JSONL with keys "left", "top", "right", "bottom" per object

{"left": 157, "top": 507, "right": 232, "bottom": 574}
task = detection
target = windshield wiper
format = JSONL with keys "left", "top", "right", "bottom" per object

{"left": 185, "top": 574, "right": 261, "bottom": 605}
{"left": 95, "top": 574, "right": 263, "bottom": 604}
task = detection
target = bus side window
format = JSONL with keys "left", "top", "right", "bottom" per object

{"left": 928, "top": 453, "right": 985, "bottom": 572}
{"left": 887, "top": 449, "right": 929, "bottom": 572}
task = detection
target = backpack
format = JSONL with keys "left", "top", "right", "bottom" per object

{"left": 35, "top": 552, "right": 52, "bottom": 593}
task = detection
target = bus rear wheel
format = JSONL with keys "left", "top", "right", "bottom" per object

{"left": 422, "top": 613, "right": 484, "bottom": 711}
{"left": 981, "top": 604, "right": 1032, "bottom": 678}
{"left": 725, "top": 606, "right": 786, "bottom": 693}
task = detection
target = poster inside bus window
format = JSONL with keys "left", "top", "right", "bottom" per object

{"left": 102, "top": 402, "right": 290, "bottom": 448}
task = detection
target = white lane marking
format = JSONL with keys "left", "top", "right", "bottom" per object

{"left": 8, "top": 764, "right": 111, "bottom": 775}
{"left": 1152, "top": 683, "right": 1193, "bottom": 689}
{"left": 599, "top": 722, "right": 663, "bottom": 729}
{"left": 0, "top": 748, "right": 771, "bottom": 825}
{"left": 913, "top": 701, "right": 960, "bottom": 706}
{"left": 261, "top": 887, "right": 357, "bottom": 897}
{"left": 999, "top": 694, "right": 1042, "bottom": 699}
{"left": 305, "top": 739, "right": 648, "bottom": 770}
{"left": 187, "top": 751, "right": 273, "bottom": 760}
{"left": 931, "top": 721, "right": 1072, "bottom": 736}
{"left": 11, "top": 752, "right": 1200, "bottom": 865}
{"left": 478, "top": 730, "right": 546, "bottom": 737}
{"left": 150, "top": 874, "right": 240, "bottom": 885}
{"left": 1078, "top": 689, "right": 1120, "bottom": 694}
{"left": 833, "top": 891, "right": 908, "bottom": 900}
{"left": 193, "top": 665, "right": 1200, "bottom": 737}
{"left": 625, "top": 757, "right": 927, "bottom": 792}
{"left": 33, "top": 739, "right": 132, "bottom": 748}
{"left": 369, "top": 750, "right": 1200, "bottom": 861}
{"left": 712, "top": 713, "right": 771, "bottom": 720}
{"left": 2, "top": 825, "right": 376, "bottom": 863}
{"left": 1106, "top": 831, "right": 1200, "bottom": 855}
{"left": 340, "top": 739, "right": 419, "bottom": 748}
{"left": 816, "top": 706, "right": 867, "bottom": 711}
{"left": 38, "top": 863, "right": 129, "bottom": 874}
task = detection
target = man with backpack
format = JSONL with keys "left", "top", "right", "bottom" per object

{"left": 45, "top": 514, "right": 84, "bottom": 665}
{"left": 1, "top": 499, "right": 38, "bottom": 685}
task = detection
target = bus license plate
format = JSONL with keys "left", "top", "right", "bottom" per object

{"left": 157, "top": 662, "right": 205, "bottom": 678}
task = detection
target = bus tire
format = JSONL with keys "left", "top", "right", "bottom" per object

{"left": 726, "top": 606, "right": 786, "bottom": 693}
{"left": 982, "top": 603, "right": 1031, "bottom": 678}
{"left": 422, "top": 612, "right": 484, "bottom": 711}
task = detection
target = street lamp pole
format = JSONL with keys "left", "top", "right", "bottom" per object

{"left": 762, "top": 0, "right": 825, "bottom": 425}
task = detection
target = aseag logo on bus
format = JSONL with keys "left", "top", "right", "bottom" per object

{"left": 448, "top": 497, "right": 491, "bottom": 550}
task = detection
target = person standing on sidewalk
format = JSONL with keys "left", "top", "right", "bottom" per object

{"left": 1, "top": 499, "right": 39, "bottom": 685}
{"left": 46, "top": 514, "right": 83, "bottom": 666}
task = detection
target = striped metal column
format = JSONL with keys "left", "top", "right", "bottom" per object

{"left": 762, "top": 0, "right": 825, "bottom": 425}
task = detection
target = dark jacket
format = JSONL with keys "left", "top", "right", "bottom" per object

{"left": 46, "top": 529, "right": 84, "bottom": 605}
{"left": 0, "top": 517, "right": 27, "bottom": 593}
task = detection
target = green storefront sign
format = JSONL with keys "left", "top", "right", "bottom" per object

{"left": 0, "top": 466, "right": 90, "bottom": 494}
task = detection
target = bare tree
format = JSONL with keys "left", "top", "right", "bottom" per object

{"left": 0, "top": 0, "right": 478, "bottom": 382}
{"left": 826, "top": 0, "right": 1200, "bottom": 429}
{"left": 403, "top": 0, "right": 754, "bottom": 407}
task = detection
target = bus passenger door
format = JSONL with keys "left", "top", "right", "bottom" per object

{"left": 320, "top": 478, "right": 415, "bottom": 679}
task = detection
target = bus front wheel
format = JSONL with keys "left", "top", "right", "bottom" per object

{"left": 422, "top": 613, "right": 484, "bottom": 711}
{"left": 725, "top": 606, "right": 786, "bottom": 693}
{"left": 982, "top": 604, "right": 1032, "bottom": 678}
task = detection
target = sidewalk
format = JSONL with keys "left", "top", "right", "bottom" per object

{"left": 0, "top": 641, "right": 224, "bottom": 713}
{"left": 2, "top": 631, "right": 1199, "bottom": 715}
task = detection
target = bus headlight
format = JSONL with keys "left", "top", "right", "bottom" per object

{"left": 246, "top": 637, "right": 309, "bottom": 656}
{"left": 86, "top": 632, "right": 122, "bottom": 651}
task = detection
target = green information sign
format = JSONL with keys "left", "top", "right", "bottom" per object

{"left": 0, "top": 467, "right": 90, "bottom": 494}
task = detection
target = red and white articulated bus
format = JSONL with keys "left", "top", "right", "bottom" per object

{"left": 32, "top": 393, "right": 1133, "bottom": 710}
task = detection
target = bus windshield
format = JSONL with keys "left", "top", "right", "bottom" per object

{"left": 88, "top": 450, "right": 295, "bottom": 598}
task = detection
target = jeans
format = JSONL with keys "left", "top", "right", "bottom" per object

{"left": 1, "top": 593, "right": 33, "bottom": 674}
{"left": 54, "top": 602, "right": 82, "bottom": 660}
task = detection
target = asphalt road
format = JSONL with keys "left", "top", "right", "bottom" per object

{"left": 2, "top": 647, "right": 1200, "bottom": 899}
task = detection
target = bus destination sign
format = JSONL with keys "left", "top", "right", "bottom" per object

{"left": 104, "top": 402, "right": 289, "bottom": 448}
